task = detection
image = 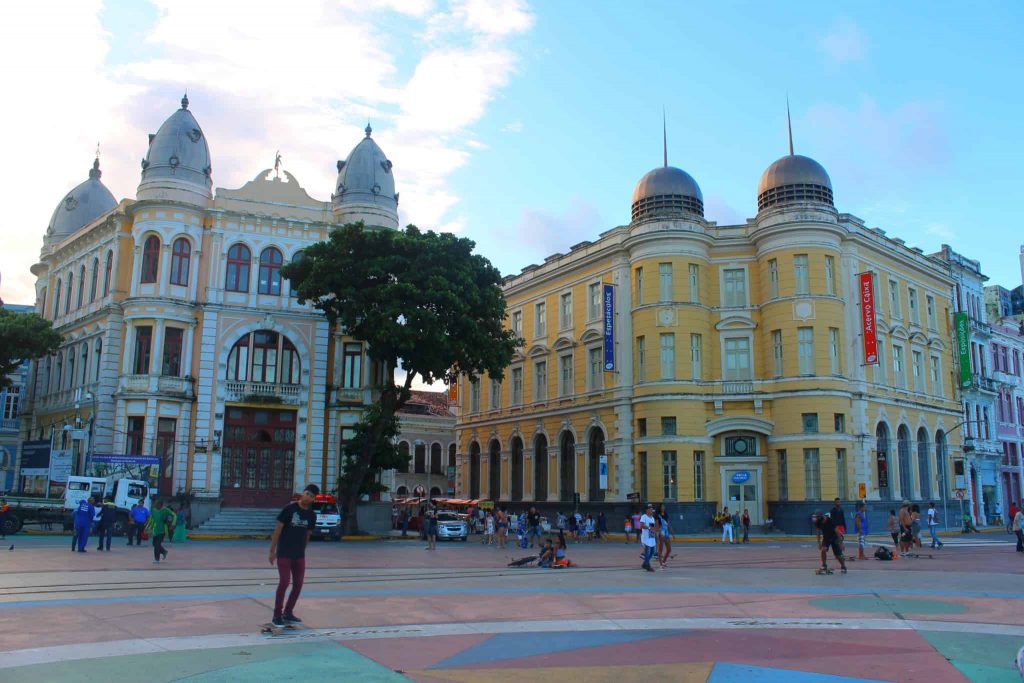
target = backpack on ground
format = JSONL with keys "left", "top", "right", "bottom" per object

{"left": 874, "top": 546, "right": 893, "bottom": 561}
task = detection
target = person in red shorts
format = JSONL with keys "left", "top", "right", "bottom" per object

{"left": 268, "top": 484, "right": 318, "bottom": 627}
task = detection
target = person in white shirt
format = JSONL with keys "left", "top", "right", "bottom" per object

{"left": 639, "top": 503, "right": 657, "bottom": 572}
{"left": 926, "top": 501, "right": 944, "bottom": 549}
{"left": 721, "top": 506, "right": 734, "bottom": 544}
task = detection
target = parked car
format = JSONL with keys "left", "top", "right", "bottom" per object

{"left": 435, "top": 511, "right": 468, "bottom": 541}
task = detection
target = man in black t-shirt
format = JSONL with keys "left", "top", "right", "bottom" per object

{"left": 527, "top": 507, "right": 541, "bottom": 548}
{"left": 269, "top": 484, "right": 319, "bottom": 627}
{"left": 815, "top": 511, "right": 848, "bottom": 574}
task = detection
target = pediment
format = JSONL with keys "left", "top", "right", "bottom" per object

{"left": 580, "top": 329, "right": 602, "bottom": 344}
{"left": 527, "top": 343, "right": 549, "bottom": 357}
{"left": 552, "top": 335, "right": 575, "bottom": 350}
{"left": 889, "top": 324, "right": 910, "bottom": 340}
{"left": 927, "top": 337, "right": 947, "bottom": 351}
{"left": 705, "top": 415, "right": 775, "bottom": 436}
{"left": 715, "top": 315, "right": 756, "bottom": 331}
{"left": 909, "top": 332, "right": 928, "bottom": 345}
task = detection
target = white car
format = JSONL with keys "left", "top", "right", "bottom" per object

{"left": 436, "top": 511, "right": 468, "bottom": 541}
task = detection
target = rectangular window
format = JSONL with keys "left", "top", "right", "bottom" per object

{"left": 661, "top": 416, "right": 677, "bottom": 436}
{"left": 803, "top": 448, "right": 821, "bottom": 500}
{"left": 659, "top": 263, "right": 673, "bottom": 302}
{"left": 777, "top": 449, "right": 788, "bottom": 501}
{"left": 511, "top": 310, "right": 523, "bottom": 337}
{"left": 2, "top": 387, "right": 20, "bottom": 420}
{"left": 893, "top": 344, "right": 905, "bottom": 388}
{"left": 772, "top": 330, "right": 784, "bottom": 377}
{"left": 688, "top": 263, "right": 700, "bottom": 302}
{"left": 872, "top": 272, "right": 883, "bottom": 317}
{"left": 912, "top": 350, "right": 924, "bottom": 391}
{"left": 875, "top": 338, "right": 887, "bottom": 383}
{"left": 588, "top": 282, "right": 601, "bottom": 321}
{"left": 926, "top": 295, "right": 936, "bottom": 329}
{"left": 635, "top": 267, "right": 643, "bottom": 305}
{"left": 637, "top": 418, "right": 647, "bottom": 437}
{"left": 724, "top": 337, "right": 751, "bottom": 380}
{"left": 639, "top": 451, "right": 649, "bottom": 502}
{"left": 930, "top": 355, "right": 942, "bottom": 396}
{"left": 802, "top": 413, "right": 819, "bottom": 433}
{"left": 534, "top": 360, "right": 547, "bottom": 401}
{"left": 126, "top": 416, "right": 145, "bottom": 455}
{"left": 660, "top": 333, "right": 675, "bottom": 380}
{"left": 511, "top": 367, "right": 523, "bottom": 405}
{"left": 341, "top": 343, "right": 362, "bottom": 389}
{"left": 690, "top": 333, "right": 702, "bottom": 380}
{"left": 829, "top": 327, "right": 841, "bottom": 374}
{"left": 469, "top": 378, "right": 480, "bottom": 412}
{"left": 133, "top": 326, "right": 152, "bottom": 375}
{"left": 908, "top": 288, "right": 919, "bottom": 324}
{"left": 889, "top": 279, "right": 901, "bottom": 318}
{"left": 662, "top": 450, "right": 678, "bottom": 500}
{"left": 534, "top": 301, "right": 546, "bottom": 338}
{"left": 798, "top": 327, "right": 814, "bottom": 375}
{"left": 559, "top": 292, "right": 572, "bottom": 329}
{"left": 156, "top": 417, "right": 176, "bottom": 479}
{"left": 490, "top": 378, "right": 501, "bottom": 410}
{"left": 768, "top": 259, "right": 779, "bottom": 299}
{"left": 722, "top": 268, "right": 746, "bottom": 308}
{"left": 587, "top": 347, "right": 602, "bottom": 391}
{"left": 558, "top": 353, "right": 573, "bottom": 397}
{"left": 834, "top": 413, "right": 846, "bottom": 432}
{"left": 693, "top": 451, "right": 704, "bottom": 501}
{"left": 161, "top": 327, "right": 184, "bottom": 376}
{"left": 836, "top": 449, "right": 847, "bottom": 500}
{"left": 794, "top": 254, "right": 809, "bottom": 295}
{"left": 825, "top": 255, "right": 835, "bottom": 295}
{"left": 636, "top": 336, "right": 646, "bottom": 382}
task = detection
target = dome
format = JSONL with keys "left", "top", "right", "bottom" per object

{"left": 757, "top": 154, "right": 833, "bottom": 212}
{"left": 47, "top": 158, "right": 117, "bottom": 239}
{"left": 630, "top": 166, "right": 704, "bottom": 221}
{"left": 137, "top": 94, "right": 212, "bottom": 203}
{"left": 332, "top": 124, "right": 398, "bottom": 229}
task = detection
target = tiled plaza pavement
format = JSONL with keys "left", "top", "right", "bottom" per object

{"left": 1, "top": 534, "right": 1022, "bottom": 681}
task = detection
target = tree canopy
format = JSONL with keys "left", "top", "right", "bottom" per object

{"left": 0, "top": 308, "right": 62, "bottom": 387}
{"left": 282, "top": 223, "right": 517, "bottom": 531}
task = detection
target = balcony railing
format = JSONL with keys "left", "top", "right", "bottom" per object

{"left": 225, "top": 381, "right": 303, "bottom": 404}
{"left": 722, "top": 381, "right": 753, "bottom": 394}
{"left": 157, "top": 376, "right": 193, "bottom": 395}
{"left": 123, "top": 375, "right": 150, "bottom": 391}
{"left": 0, "top": 417, "right": 19, "bottom": 432}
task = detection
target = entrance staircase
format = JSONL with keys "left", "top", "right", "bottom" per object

{"left": 191, "top": 507, "right": 281, "bottom": 538}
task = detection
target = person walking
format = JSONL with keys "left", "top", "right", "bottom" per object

{"left": 149, "top": 500, "right": 175, "bottom": 564}
{"left": 126, "top": 502, "right": 139, "bottom": 546}
{"left": 657, "top": 503, "right": 673, "bottom": 568}
{"left": 631, "top": 510, "right": 642, "bottom": 543}
{"left": 720, "top": 506, "right": 734, "bottom": 544}
{"left": 597, "top": 511, "right": 608, "bottom": 543}
{"left": 0, "top": 498, "right": 10, "bottom": 540}
{"left": 496, "top": 507, "right": 508, "bottom": 549}
{"left": 830, "top": 498, "right": 847, "bottom": 553}
{"left": 814, "top": 511, "right": 848, "bottom": 574}
{"left": 483, "top": 510, "right": 495, "bottom": 545}
{"left": 741, "top": 508, "right": 751, "bottom": 544}
{"left": 898, "top": 501, "right": 913, "bottom": 553}
{"left": 853, "top": 501, "right": 869, "bottom": 560}
{"left": 623, "top": 515, "right": 632, "bottom": 543}
{"left": 96, "top": 498, "right": 118, "bottom": 551}
{"left": 425, "top": 503, "right": 438, "bottom": 550}
{"left": 268, "top": 484, "right": 318, "bottom": 627}
{"left": 1012, "top": 503, "right": 1023, "bottom": 553}
{"left": 639, "top": 503, "right": 657, "bottom": 572}
{"left": 172, "top": 506, "right": 187, "bottom": 543}
{"left": 130, "top": 501, "right": 150, "bottom": 546}
{"left": 1008, "top": 501, "right": 1019, "bottom": 534}
{"left": 73, "top": 496, "right": 96, "bottom": 553}
{"left": 926, "top": 501, "right": 943, "bottom": 549}
{"left": 887, "top": 509, "right": 898, "bottom": 547}
{"left": 527, "top": 506, "right": 541, "bottom": 548}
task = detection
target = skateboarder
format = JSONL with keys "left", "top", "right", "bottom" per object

{"left": 268, "top": 484, "right": 319, "bottom": 628}
{"left": 814, "top": 511, "right": 847, "bottom": 574}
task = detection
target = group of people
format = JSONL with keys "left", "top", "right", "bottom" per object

{"left": 70, "top": 496, "right": 182, "bottom": 563}
{"left": 885, "top": 500, "right": 944, "bottom": 553}
{"left": 713, "top": 507, "right": 752, "bottom": 544}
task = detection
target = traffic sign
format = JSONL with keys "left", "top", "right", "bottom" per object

{"left": 954, "top": 489, "right": 966, "bottom": 500}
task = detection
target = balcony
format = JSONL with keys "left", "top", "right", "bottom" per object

{"left": 225, "top": 381, "right": 303, "bottom": 405}
{"left": 123, "top": 374, "right": 150, "bottom": 391}
{"left": 0, "top": 418, "right": 19, "bottom": 432}
{"left": 334, "top": 387, "right": 367, "bottom": 404}
{"left": 968, "top": 317, "right": 992, "bottom": 335}
{"left": 722, "top": 381, "right": 753, "bottom": 395}
{"left": 963, "top": 436, "right": 1002, "bottom": 456}
{"left": 993, "top": 370, "right": 1020, "bottom": 387}
{"left": 967, "top": 375, "right": 998, "bottom": 393}
{"left": 158, "top": 376, "right": 194, "bottom": 397}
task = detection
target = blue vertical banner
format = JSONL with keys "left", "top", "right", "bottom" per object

{"left": 603, "top": 283, "right": 615, "bottom": 371}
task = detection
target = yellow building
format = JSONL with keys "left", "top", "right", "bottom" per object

{"left": 455, "top": 146, "right": 962, "bottom": 531}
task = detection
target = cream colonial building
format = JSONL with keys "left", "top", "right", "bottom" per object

{"left": 21, "top": 96, "right": 400, "bottom": 512}
{"left": 455, "top": 141, "right": 964, "bottom": 531}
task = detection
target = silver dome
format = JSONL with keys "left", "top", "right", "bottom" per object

{"left": 333, "top": 124, "right": 397, "bottom": 215}
{"left": 757, "top": 154, "right": 833, "bottom": 211}
{"left": 631, "top": 166, "right": 704, "bottom": 221}
{"left": 139, "top": 94, "right": 212, "bottom": 193}
{"left": 47, "top": 159, "right": 117, "bottom": 238}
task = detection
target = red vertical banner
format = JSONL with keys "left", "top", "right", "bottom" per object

{"left": 859, "top": 272, "right": 878, "bottom": 365}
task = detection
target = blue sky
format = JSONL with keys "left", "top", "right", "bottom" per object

{"left": 2, "top": 1, "right": 1023, "bottom": 305}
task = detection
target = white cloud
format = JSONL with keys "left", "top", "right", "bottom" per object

{"left": 819, "top": 18, "right": 866, "bottom": 65}
{"left": 500, "top": 121, "right": 523, "bottom": 133}
{"left": 0, "top": 0, "right": 534, "bottom": 305}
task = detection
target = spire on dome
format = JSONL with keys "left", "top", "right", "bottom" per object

{"left": 181, "top": 92, "right": 189, "bottom": 110}
{"left": 365, "top": 122, "right": 373, "bottom": 138}
{"left": 786, "top": 95, "right": 794, "bottom": 156}
{"left": 90, "top": 142, "right": 101, "bottom": 179}
{"left": 662, "top": 107, "right": 668, "bottom": 168}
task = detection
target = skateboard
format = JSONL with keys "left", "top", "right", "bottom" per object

{"left": 260, "top": 622, "right": 303, "bottom": 636}
{"left": 901, "top": 552, "right": 934, "bottom": 559}
{"left": 815, "top": 567, "right": 834, "bottom": 575}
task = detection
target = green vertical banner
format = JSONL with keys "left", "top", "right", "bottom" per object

{"left": 954, "top": 312, "right": 972, "bottom": 388}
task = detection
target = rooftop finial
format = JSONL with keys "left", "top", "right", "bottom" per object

{"left": 365, "top": 122, "right": 372, "bottom": 138}
{"left": 181, "top": 91, "right": 189, "bottom": 110}
{"left": 786, "top": 95, "right": 794, "bottom": 155}
{"left": 90, "top": 142, "right": 102, "bottom": 179}
{"left": 662, "top": 107, "right": 668, "bottom": 168}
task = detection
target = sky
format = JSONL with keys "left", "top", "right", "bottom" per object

{"left": 2, "top": 1, "right": 1023, "bottom": 314}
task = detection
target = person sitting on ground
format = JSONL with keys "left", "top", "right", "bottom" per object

{"left": 962, "top": 512, "right": 980, "bottom": 533}
{"left": 538, "top": 538, "right": 555, "bottom": 568}
{"left": 553, "top": 530, "right": 575, "bottom": 567}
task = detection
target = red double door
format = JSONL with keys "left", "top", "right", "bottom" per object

{"left": 220, "top": 407, "right": 297, "bottom": 507}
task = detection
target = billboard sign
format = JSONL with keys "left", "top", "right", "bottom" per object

{"left": 859, "top": 273, "right": 878, "bottom": 365}
{"left": 92, "top": 454, "right": 160, "bottom": 466}
{"left": 19, "top": 440, "right": 51, "bottom": 476}
{"left": 603, "top": 284, "right": 614, "bottom": 371}
{"left": 598, "top": 454, "right": 608, "bottom": 489}
{"left": 48, "top": 449, "right": 73, "bottom": 483}
{"left": 954, "top": 312, "right": 972, "bottom": 388}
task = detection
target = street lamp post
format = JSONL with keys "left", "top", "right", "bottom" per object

{"left": 942, "top": 418, "right": 987, "bottom": 530}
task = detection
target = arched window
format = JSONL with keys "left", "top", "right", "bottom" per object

{"left": 258, "top": 247, "right": 284, "bottom": 295}
{"left": 510, "top": 437, "right": 523, "bottom": 501}
{"left": 169, "top": 238, "right": 191, "bottom": 286}
{"left": 54, "top": 353, "right": 63, "bottom": 391}
{"left": 54, "top": 279, "right": 62, "bottom": 318}
{"left": 80, "top": 344, "right": 88, "bottom": 385}
{"left": 415, "top": 442, "right": 426, "bottom": 474}
{"left": 935, "top": 430, "right": 948, "bottom": 499}
{"left": 226, "top": 330, "right": 302, "bottom": 385}
{"left": 448, "top": 443, "right": 456, "bottom": 469}
{"left": 916, "top": 427, "right": 931, "bottom": 500}
{"left": 876, "top": 422, "right": 891, "bottom": 501}
{"left": 289, "top": 250, "right": 304, "bottom": 298}
{"left": 430, "top": 442, "right": 443, "bottom": 475}
{"left": 103, "top": 250, "right": 113, "bottom": 297}
{"left": 64, "top": 275, "right": 72, "bottom": 314}
{"left": 76, "top": 265, "right": 85, "bottom": 308}
{"left": 225, "top": 244, "right": 250, "bottom": 292}
{"left": 89, "top": 257, "right": 98, "bottom": 303}
{"left": 396, "top": 441, "right": 410, "bottom": 474}
{"left": 897, "top": 425, "right": 912, "bottom": 499}
{"left": 94, "top": 339, "right": 102, "bottom": 381}
{"left": 140, "top": 235, "right": 160, "bottom": 283}
{"left": 67, "top": 352, "right": 75, "bottom": 390}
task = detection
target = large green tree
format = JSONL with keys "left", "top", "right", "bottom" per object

{"left": 282, "top": 223, "right": 517, "bottom": 533}
{"left": 0, "top": 308, "right": 62, "bottom": 387}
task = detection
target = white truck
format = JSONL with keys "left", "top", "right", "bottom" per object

{"left": 63, "top": 476, "right": 151, "bottom": 534}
